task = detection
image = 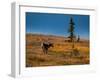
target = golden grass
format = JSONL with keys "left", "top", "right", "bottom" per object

{"left": 26, "top": 34, "right": 90, "bottom": 67}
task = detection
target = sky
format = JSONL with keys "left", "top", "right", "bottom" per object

{"left": 26, "top": 12, "right": 89, "bottom": 40}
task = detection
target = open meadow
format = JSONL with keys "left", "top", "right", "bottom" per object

{"left": 26, "top": 34, "right": 90, "bottom": 67}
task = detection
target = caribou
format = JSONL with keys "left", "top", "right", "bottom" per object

{"left": 41, "top": 41, "right": 53, "bottom": 54}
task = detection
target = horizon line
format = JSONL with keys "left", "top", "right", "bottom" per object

{"left": 26, "top": 32, "right": 89, "bottom": 40}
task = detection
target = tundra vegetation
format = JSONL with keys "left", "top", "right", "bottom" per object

{"left": 26, "top": 34, "right": 89, "bottom": 67}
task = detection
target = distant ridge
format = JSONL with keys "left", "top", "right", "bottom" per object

{"left": 26, "top": 33, "right": 89, "bottom": 41}
{"left": 26, "top": 33, "right": 67, "bottom": 38}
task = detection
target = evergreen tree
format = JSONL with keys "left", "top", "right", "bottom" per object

{"left": 68, "top": 17, "right": 75, "bottom": 42}
{"left": 77, "top": 35, "right": 80, "bottom": 42}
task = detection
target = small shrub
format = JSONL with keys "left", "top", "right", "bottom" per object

{"left": 72, "top": 48, "right": 80, "bottom": 56}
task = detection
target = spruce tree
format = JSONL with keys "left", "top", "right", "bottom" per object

{"left": 68, "top": 17, "right": 75, "bottom": 42}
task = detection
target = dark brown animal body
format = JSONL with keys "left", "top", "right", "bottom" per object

{"left": 41, "top": 42, "right": 53, "bottom": 54}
